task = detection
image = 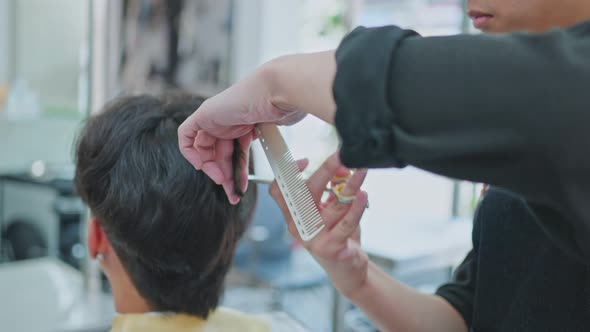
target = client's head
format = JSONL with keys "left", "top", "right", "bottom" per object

{"left": 74, "top": 93, "right": 256, "bottom": 318}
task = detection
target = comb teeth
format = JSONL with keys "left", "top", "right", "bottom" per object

{"left": 256, "top": 124, "right": 324, "bottom": 241}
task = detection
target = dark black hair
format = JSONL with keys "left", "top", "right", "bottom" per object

{"left": 74, "top": 93, "right": 256, "bottom": 318}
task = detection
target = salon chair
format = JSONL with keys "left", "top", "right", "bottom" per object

{"left": 0, "top": 166, "right": 85, "bottom": 268}
{"left": 2, "top": 218, "right": 47, "bottom": 261}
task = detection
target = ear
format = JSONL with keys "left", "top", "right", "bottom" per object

{"left": 88, "top": 217, "right": 110, "bottom": 259}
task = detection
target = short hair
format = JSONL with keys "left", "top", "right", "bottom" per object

{"left": 74, "top": 93, "right": 256, "bottom": 318}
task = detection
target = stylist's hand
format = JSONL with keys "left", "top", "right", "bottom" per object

{"left": 179, "top": 51, "right": 337, "bottom": 204}
{"left": 269, "top": 153, "right": 370, "bottom": 297}
{"left": 178, "top": 66, "right": 305, "bottom": 204}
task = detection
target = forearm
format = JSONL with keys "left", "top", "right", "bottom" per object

{"left": 347, "top": 262, "right": 467, "bottom": 332}
{"left": 263, "top": 51, "right": 337, "bottom": 124}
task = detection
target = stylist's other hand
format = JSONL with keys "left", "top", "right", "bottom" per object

{"left": 269, "top": 153, "right": 370, "bottom": 298}
{"left": 178, "top": 64, "right": 305, "bottom": 204}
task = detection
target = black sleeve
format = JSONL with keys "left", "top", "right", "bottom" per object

{"left": 435, "top": 195, "right": 483, "bottom": 329}
{"left": 436, "top": 250, "right": 477, "bottom": 328}
{"left": 333, "top": 22, "right": 590, "bottom": 261}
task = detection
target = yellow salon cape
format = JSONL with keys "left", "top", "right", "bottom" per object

{"left": 110, "top": 307, "right": 271, "bottom": 332}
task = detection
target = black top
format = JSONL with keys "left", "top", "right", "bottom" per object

{"left": 437, "top": 188, "right": 590, "bottom": 331}
{"left": 332, "top": 22, "right": 590, "bottom": 330}
{"left": 333, "top": 22, "right": 590, "bottom": 262}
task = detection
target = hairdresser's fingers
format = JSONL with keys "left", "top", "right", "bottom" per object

{"left": 216, "top": 138, "right": 234, "bottom": 174}
{"left": 306, "top": 153, "right": 341, "bottom": 201}
{"left": 295, "top": 158, "right": 310, "bottom": 173}
{"left": 178, "top": 113, "right": 203, "bottom": 169}
{"left": 323, "top": 166, "right": 351, "bottom": 206}
{"left": 222, "top": 181, "right": 239, "bottom": 205}
{"left": 352, "top": 226, "right": 361, "bottom": 243}
{"left": 193, "top": 131, "right": 224, "bottom": 184}
{"left": 237, "top": 134, "right": 252, "bottom": 194}
{"left": 201, "top": 162, "right": 224, "bottom": 185}
{"left": 340, "top": 169, "right": 368, "bottom": 197}
{"left": 321, "top": 169, "right": 368, "bottom": 229}
{"left": 331, "top": 191, "right": 368, "bottom": 244}
{"left": 330, "top": 167, "right": 353, "bottom": 184}
{"left": 195, "top": 130, "right": 217, "bottom": 152}
{"left": 215, "top": 139, "right": 238, "bottom": 204}
{"left": 194, "top": 131, "right": 218, "bottom": 166}
{"left": 309, "top": 192, "right": 366, "bottom": 256}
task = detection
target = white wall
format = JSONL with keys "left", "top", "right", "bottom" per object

{"left": 230, "top": 0, "right": 304, "bottom": 81}
{"left": 229, "top": 0, "right": 263, "bottom": 82}
{"left": 258, "top": 0, "right": 303, "bottom": 62}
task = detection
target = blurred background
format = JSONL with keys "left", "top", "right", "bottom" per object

{"left": 0, "top": 0, "right": 478, "bottom": 331}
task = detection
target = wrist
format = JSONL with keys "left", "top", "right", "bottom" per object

{"left": 339, "top": 262, "right": 373, "bottom": 301}
{"left": 259, "top": 52, "right": 337, "bottom": 124}
{"left": 258, "top": 56, "right": 299, "bottom": 114}
{"left": 342, "top": 261, "right": 379, "bottom": 303}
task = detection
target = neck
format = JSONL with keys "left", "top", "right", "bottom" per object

{"left": 110, "top": 274, "right": 152, "bottom": 314}
{"left": 102, "top": 253, "right": 152, "bottom": 314}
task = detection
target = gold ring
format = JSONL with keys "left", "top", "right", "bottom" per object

{"left": 330, "top": 183, "right": 356, "bottom": 204}
{"left": 331, "top": 173, "right": 352, "bottom": 185}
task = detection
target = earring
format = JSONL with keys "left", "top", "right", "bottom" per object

{"left": 96, "top": 253, "right": 105, "bottom": 262}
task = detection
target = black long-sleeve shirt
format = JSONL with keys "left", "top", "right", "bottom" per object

{"left": 437, "top": 188, "right": 590, "bottom": 331}
{"left": 333, "top": 22, "right": 590, "bottom": 330}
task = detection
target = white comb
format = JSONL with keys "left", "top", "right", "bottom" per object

{"left": 255, "top": 123, "right": 324, "bottom": 241}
